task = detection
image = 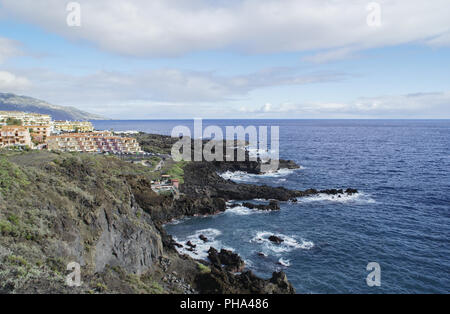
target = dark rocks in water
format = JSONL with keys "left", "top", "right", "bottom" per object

{"left": 317, "top": 188, "right": 358, "bottom": 195}
{"left": 207, "top": 247, "right": 222, "bottom": 266}
{"left": 257, "top": 252, "right": 267, "bottom": 258}
{"left": 181, "top": 160, "right": 301, "bottom": 202}
{"left": 270, "top": 271, "right": 296, "bottom": 294}
{"left": 180, "top": 159, "right": 358, "bottom": 207}
{"left": 199, "top": 234, "right": 208, "bottom": 242}
{"left": 268, "top": 235, "right": 284, "bottom": 244}
{"left": 172, "top": 241, "right": 183, "bottom": 248}
{"left": 207, "top": 247, "right": 245, "bottom": 273}
{"left": 320, "top": 189, "right": 343, "bottom": 195}
{"left": 295, "top": 188, "right": 359, "bottom": 198}
{"left": 218, "top": 249, "right": 245, "bottom": 273}
{"left": 268, "top": 200, "right": 280, "bottom": 210}
{"left": 195, "top": 265, "right": 295, "bottom": 294}
{"left": 186, "top": 241, "right": 196, "bottom": 248}
{"left": 241, "top": 200, "right": 280, "bottom": 211}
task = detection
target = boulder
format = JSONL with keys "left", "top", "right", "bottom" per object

{"left": 186, "top": 241, "right": 196, "bottom": 248}
{"left": 207, "top": 247, "right": 245, "bottom": 273}
{"left": 241, "top": 200, "right": 280, "bottom": 211}
{"left": 268, "top": 235, "right": 284, "bottom": 244}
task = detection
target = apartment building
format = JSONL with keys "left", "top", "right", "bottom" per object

{"left": 27, "top": 125, "right": 52, "bottom": 143}
{"left": 0, "top": 111, "right": 52, "bottom": 126}
{"left": 47, "top": 132, "right": 142, "bottom": 154}
{"left": 0, "top": 125, "right": 33, "bottom": 148}
{"left": 53, "top": 120, "right": 94, "bottom": 133}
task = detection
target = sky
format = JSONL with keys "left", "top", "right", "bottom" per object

{"left": 0, "top": 0, "right": 449, "bottom": 119}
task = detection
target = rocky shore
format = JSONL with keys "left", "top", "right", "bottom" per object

{"left": 0, "top": 133, "right": 357, "bottom": 294}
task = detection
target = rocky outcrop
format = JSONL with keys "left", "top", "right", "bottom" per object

{"left": 208, "top": 247, "right": 245, "bottom": 273}
{"left": 240, "top": 200, "right": 280, "bottom": 211}
{"left": 268, "top": 235, "right": 284, "bottom": 244}
{"left": 94, "top": 205, "right": 163, "bottom": 275}
{"left": 181, "top": 161, "right": 358, "bottom": 204}
{"left": 196, "top": 265, "right": 295, "bottom": 294}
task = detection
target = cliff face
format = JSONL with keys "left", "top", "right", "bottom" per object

{"left": 0, "top": 150, "right": 296, "bottom": 294}
{"left": 0, "top": 151, "right": 167, "bottom": 293}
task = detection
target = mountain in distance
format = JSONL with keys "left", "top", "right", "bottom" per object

{"left": 0, "top": 92, "right": 108, "bottom": 120}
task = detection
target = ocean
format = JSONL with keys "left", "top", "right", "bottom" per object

{"left": 92, "top": 119, "right": 450, "bottom": 293}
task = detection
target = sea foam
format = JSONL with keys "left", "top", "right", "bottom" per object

{"left": 172, "top": 228, "right": 231, "bottom": 260}
{"left": 251, "top": 231, "right": 314, "bottom": 255}
{"left": 278, "top": 258, "right": 291, "bottom": 267}
{"left": 219, "top": 167, "right": 301, "bottom": 183}
{"left": 298, "top": 192, "right": 376, "bottom": 204}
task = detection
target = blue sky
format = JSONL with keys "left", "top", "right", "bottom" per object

{"left": 0, "top": 0, "right": 449, "bottom": 119}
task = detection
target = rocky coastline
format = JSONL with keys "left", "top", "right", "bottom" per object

{"left": 129, "top": 136, "right": 358, "bottom": 294}
{"left": 0, "top": 133, "right": 358, "bottom": 294}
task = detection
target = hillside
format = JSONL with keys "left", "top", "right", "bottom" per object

{"left": 0, "top": 93, "right": 107, "bottom": 120}
{"left": 0, "top": 150, "right": 295, "bottom": 294}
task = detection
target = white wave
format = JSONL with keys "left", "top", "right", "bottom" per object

{"left": 244, "top": 259, "right": 254, "bottom": 268}
{"left": 251, "top": 231, "right": 314, "bottom": 254}
{"left": 298, "top": 192, "right": 376, "bottom": 204}
{"left": 164, "top": 218, "right": 182, "bottom": 225}
{"left": 226, "top": 205, "right": 255, "bottom": 216}
{"left": 173, "top": 228, "right": 229, "bottom": 260}
{"left": 225, "top": 204, "right": 273, "bottom": 216}
{"left": 219, "top": 167, "right": 301, "bottom": 183}
{"left": 219, "top": 171, "right": 258, "bottom": 182}
{"left": 246, "top": 147, "right": 279, "bottom": 160}
{"left": 278, "top": 258, "right": 291, "bottom": 267}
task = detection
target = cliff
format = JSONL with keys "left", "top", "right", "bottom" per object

{"left": 0, "top": 150, "right": 295, "bottom": 294}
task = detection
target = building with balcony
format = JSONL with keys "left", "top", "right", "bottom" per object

{"left": 27, "top": 125, "right": 52, "bottom": 144}
{"left": 53, "top": 120, "right": 94, "bottom": 133}
{"left": 47, "top": 132, "right": 142, "bottom": 154}
{"left": 0, "top": 125, "right": 33, "bottom": 148}
{"left": 0, "top": 111, "right": 52, "bottom": 127}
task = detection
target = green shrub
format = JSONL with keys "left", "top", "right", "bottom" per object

{"left": 7, "top": 214, "right": 19, "bottom": 225}
{"left": 0, "top": 158, "right": 30, "bottom": 193}
{"left": 0, "top": 219, "right": 13, "bottom": 235}
{"left": 164, "top": 161, "right": 187, "bottom": 184}
{"left": 7, "top": 255, "right": 28, "bottom": 267}
{"left": 197, "top": 262, "right": 211, "bottom": 274}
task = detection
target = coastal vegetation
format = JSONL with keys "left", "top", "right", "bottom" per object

{"left": 162, "top": 160, "right": 187, "bottom": 184}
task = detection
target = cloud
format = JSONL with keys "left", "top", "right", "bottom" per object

{"left": 0, "top": 71, "right": 31, "bottom": 91}
{"left": 302, "top": 47, "right": 359, "bottom": 63}
{"left": 1, "top": 0, "right": 450, "bottom": 57}
{"left": 11, "top": 66, "right": 345, "bottom": 109}
{"left": 239, "top": 92, "right": 450, "bottom": 118}
{"left": 0, "top": 37, "right": 22, "bottom": 63}
{"left": 87, "top": 90, "right": 450, "bottom": 119}
{"left": 426, "top": 32, "right": 450, "bottom": 47}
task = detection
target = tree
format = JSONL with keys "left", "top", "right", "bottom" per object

{"left": 6, "top": 118, "right": 23, "bottom": 126}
